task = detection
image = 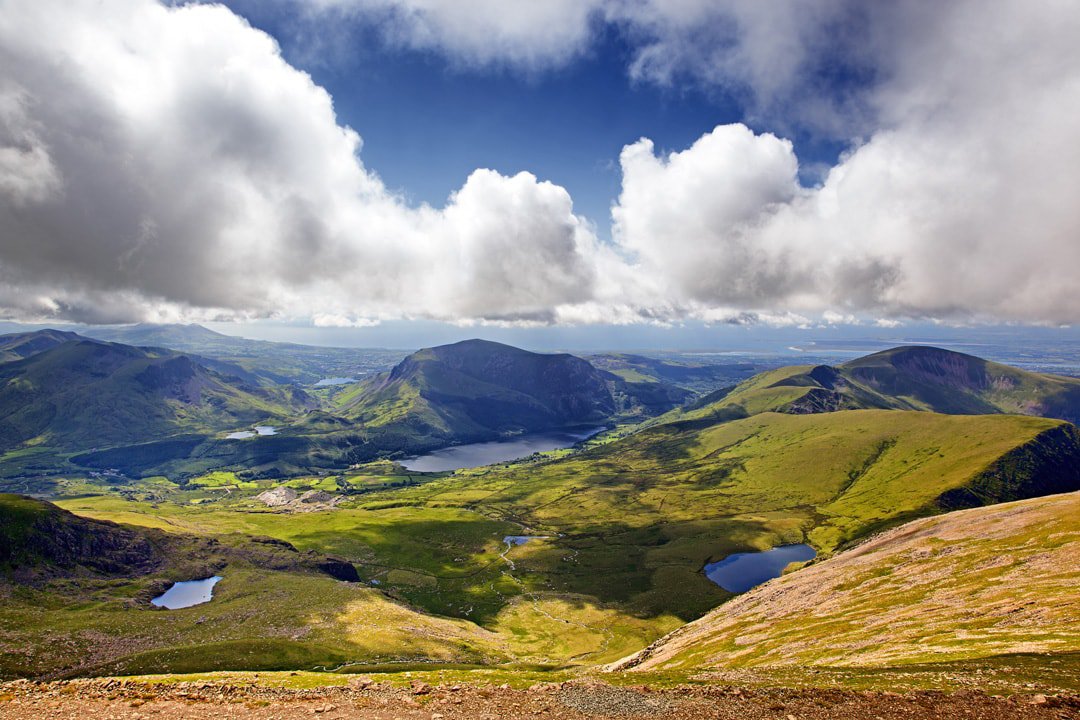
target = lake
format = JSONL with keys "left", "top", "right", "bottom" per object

{"left": 504, "top": 535, "right": 548, "bottom": 546}
{"left": 704, "top": 544, "right": 817, "bottom": 593}
{"left": 400, "top": 427, "right": 605, "bottom": 472}
{"left": 314, "top": 377, "right": 356, "bottom": 386}
{"left": 151, "top": 576, "right": 223, "bottom": 609}
{"left": 226, "top": 426, "right": 278, "bottom": 439}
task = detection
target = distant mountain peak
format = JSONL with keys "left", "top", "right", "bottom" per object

{"left": 351, "top": 339, "right": 615, "bottom": 442}
{"left": 682, "top": 344, "right": 1080, "bottom": 425}
{"left": 129, "top": 322, "right": 228, "bottom": 338}
{"left": 0, "top": 328, "right": 89, "bottom": 363}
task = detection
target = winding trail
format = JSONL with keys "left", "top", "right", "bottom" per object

{"left": 495, "top": 534, "right": 617, "bottom": 664}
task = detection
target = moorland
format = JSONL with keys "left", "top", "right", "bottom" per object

{"left": 1, "top": 325, "right": 1079, "bottom": 716}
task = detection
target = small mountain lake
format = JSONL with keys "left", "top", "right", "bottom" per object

{"left": 314, "top": 377, "right": 356, "bottom": 386}
{"left": 226, "top": 426, "right": 278, "bottom": 439}
{"left": 504, "top": 535, "right": 548, "bottom": 546}
{"left": 151, "top": 576, "right": 222, "bottom": 609}
{"left": 704, "top": 544, "right": 816, "bottom": 593}
{"left": 400, "top": 427, "right": 605, "bottom": 472}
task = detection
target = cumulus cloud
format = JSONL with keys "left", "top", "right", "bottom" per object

{"left": 305, "top": 0, "right": 607, "bottom": 70}
{"left": 609, "top": 1, "right": 1080, "bottom": 325}
{"left": 290, "top": 0, "right": 881, "bottom": 134}
{"left": 613, "top": 125, "right": 802, "bottom": 306}
{"left": 2, "top": 0, "right": 1080, "bottom": 328}
{"left": 0, "top": 0, "right": 600, "bottom": 324}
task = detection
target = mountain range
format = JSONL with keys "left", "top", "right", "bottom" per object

{"left": 0, "top": 338, "right": 311, "bottom": 454}
{"left": 1, "top": 329, "right": 1079, "bottom": 686}
{"left": 4, "top": 330, "right": 1080, "bottom": 481}
{"left": 671, "top": 344, "right": 1080, "bottom": 426}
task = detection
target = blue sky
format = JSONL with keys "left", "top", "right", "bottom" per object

{"left": 219, "top": 0, "right": 835, "bottom": 235}
{"left": 220, "top": 1, "right": 860, "bottom": 233}
{"left": 1, "top": 1, "right": 1079, "bottom": 348}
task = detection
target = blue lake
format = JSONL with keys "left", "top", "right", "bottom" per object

{"left": 704, "top": 544, "right": 816, "bottom": 593}
{"left": 504, "top": 535, "right": 548, "bottom": 546}
{"left": 226, "top": 426, "right": 278, "bottom": 439}
{"left": 151, "top": 576, "right": 223, "bottom": 609}
{"left": 400, "top": 427, "right": 604, "bottom": 472}
{"left": 314, "top": 377, "right": 356, "bottom": 386}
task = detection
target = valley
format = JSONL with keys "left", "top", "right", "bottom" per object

{"left": 0, "top": 327, "right": 1078, "bottom": 714}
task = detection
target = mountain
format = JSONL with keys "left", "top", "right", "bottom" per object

{"left": 69, "top": 339, "right": 628, "bottom": 476}
{"left": 841, "top": 345, "right": 1080, "bottom": 420}
{"left": 340, "top": 339, "right": 617, "bottom": 445}
{"left": 0, "top": 338, "right": 312, "bottom": 453}
{"left": 77, "top": 323, "right": 406, "bottom": 385}
{"left": 401, "top": 405, "right": 1080, "bottom": 621}
{"left": 0, "top": 493, "right": 161, "bottom": 578}
{"left": 78, "top": 322, "right": 231, "bottom": 347}
{"left": 611, "top": 489, "right": 1080, "bottom": 673}
{"left": 0, "top": 329, "right": 84, "bottom": 363}
{"left": 668, "top": 345, "right": 1080, "bottom": 427}
{"left": 588, "top": 352, "right": 756, "bottom": 396}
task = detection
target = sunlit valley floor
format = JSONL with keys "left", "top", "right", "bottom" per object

{"left": 1, "top": 329, "right": 1079, "bottom": 717}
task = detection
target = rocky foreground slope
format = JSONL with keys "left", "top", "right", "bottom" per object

{"left": 0, "top": 676, "right": 1075, "bottom": 720}
{"left": 612, "top": 490, "right": 1080, "bottom": 672}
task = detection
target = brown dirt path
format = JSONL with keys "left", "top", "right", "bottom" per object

{"left": 1, "top": 678, "right": 1077, "bottom": 720}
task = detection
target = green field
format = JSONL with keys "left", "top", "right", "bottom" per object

{"left": 1, "top": 407, "right": 1072, "bottom": 679}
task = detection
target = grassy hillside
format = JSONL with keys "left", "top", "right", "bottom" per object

{"left": 3, "top": 341, "right": 1079, "bottom": 679}
{"left": 613, "top": 490, "right": 1080, "bottom": 672}
{"left": 0, "top": 492, "right": 673, "bottom": 678}
{"left": 340, "top": 339, "right": 617, "bottom": 443}
{"left": 0, "top": 329, "right": 84, "bottom": 363}
{"left": 0, "top": 493, "right": 161, "bottom": 577}
{"left": 0, "top": 339, "right": 310, "bottom": 453}
{"left": 842, "top": 345, "right": 1080, "bottom": 420}
{"left": 0, "top": 494, "right": 520, "bottom": 678}
{"left": 79, "top": 323, "right": 407, "bottom": 385}
{"left": 44, "top": 409, "right": 1080, "bottom": 679}
{"left": 663, "top": 345, "right": 1080, "bottom": 427}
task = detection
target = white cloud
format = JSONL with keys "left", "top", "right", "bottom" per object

{"left": 2, "top": 0, "right": 1080, "bottom": 329}
{"left": 312, "top": 313, "right": 380, "bottom": 328}
{"left": 0, "top": 0, "right": 601, "bottom": 325}
{"left": 612, "top": 125, "right": 802, "bottom": 306}
{"left": 304, "top": 0, "right": 607, "bottom": 70}
{"left": 291, "top": 0, "right": 880, "bottom": 134}
{"left": 609, "top": 1, "right": 1080, "bottom": 325}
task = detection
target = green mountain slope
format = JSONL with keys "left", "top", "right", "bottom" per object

{"left": 15, "top": 409, "right": 1080, "bottom": 675}
{"left": 667, "top": 345, "right": 1080, "bottom": 426}
{"left": 841, "top": 345, "right": 1080, "bottom": 419}
{"left": 79, "top": 323, "right": 406, "bottom": 385}
{"left": 340, "top": 339, "right": 617, "bottom": 444}
{"left": 612, "top": 489, "right": 1080, "bottom": 672}
{"left": 0, "top": 329, "right": 83, "bottom": 363}
{"left": 47, "top": 339, "right": 647, "bottom": 477}
{"left": 0, "top": 494, "right": 502, "bottom": 678}
{"left": 0, "top": 493, "right": 162, "bottom": 578}
{"left": 326, "top": 408, "right": 1080, "bottom": 622}
{"left": 0, "top": 339, "right": 311, "bottom": 452}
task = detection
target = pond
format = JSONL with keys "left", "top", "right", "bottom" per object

{"left": 314, "top": 377, "right": 357, "bottom": 386}
{"left": 225, "top": 426, "right": 278, "bottom": 439}
{"left": 504, "top": 535, "right": 549, "bottom": 546}
{"left": 704, "top": 544, "right": 816, "bottom": 593}
{"left": 400, "top": 427, "right": 605, "bottom": 472}
{"left": 151, "top": 576, "right": 223, "bottom": 609}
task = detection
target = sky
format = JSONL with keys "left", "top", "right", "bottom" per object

{"left": 1, "top": 1, "right": 1079, "bottom": 348}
